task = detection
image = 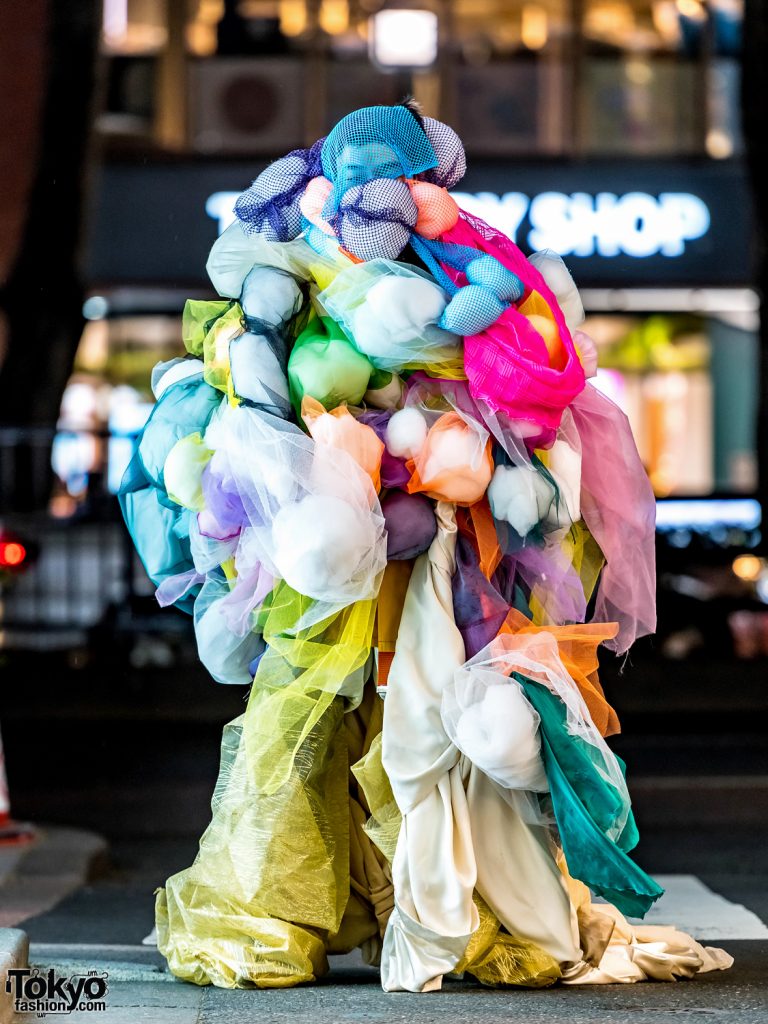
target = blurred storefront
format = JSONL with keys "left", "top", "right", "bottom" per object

{"left": 6, "top": 0, "right": 765, "bottom": 667}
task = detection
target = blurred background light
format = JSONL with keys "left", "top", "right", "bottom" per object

{"left": 732, "top": 554, "right": 764, "bottom": 581}
{"left": 319, "top": 0, "right": 349, "bottom": 36}
{"left": 369, "top": 8, "right": 439, "bottom": 69}
{"left": 279, "top": 0, "right": 308, "bottom": 37}
{"left": 83, "top": 295, "right": 109, "bottom": 320}
{"left": 520, "top": 4, "right": 548, "bottom": 51}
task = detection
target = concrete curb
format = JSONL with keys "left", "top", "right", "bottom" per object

{"left": 0, "top": 928, "right": 29, "bottom": 1024}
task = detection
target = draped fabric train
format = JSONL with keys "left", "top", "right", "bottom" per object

{"left": 381, "top": 502, "right": 579, "bottom": 991}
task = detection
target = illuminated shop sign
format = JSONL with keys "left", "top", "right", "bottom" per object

{"left": 452, "top": 191, "right": 711, "bottom": 259}
{"left": 86, "top": 161, "right": 750, "bottom": 286}
{"left": 205, "top": 189, "right": 711, "bottom": 260}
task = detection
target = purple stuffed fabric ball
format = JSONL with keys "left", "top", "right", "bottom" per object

{"left": 382, "top": 490, "right": 437, "bottom": 560}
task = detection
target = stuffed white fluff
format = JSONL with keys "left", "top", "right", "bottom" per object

{"left": 544, "top": 439, "right": 582, "bottom": 528}
{"left": 151, "top": 358, "right": 205, "bottom": 400}
{"left": 367, "top": 276, "right": 446, "bottom": 332}
{"left": 488, "top": 464, "right": 555, "bottom": 537}
{"left": 454, "top": 683, "right": 548, "bottom": 791}
{"left": 529, "top": 249, "right": 585, "bottom": 334}
{"left": 163, "top": 432, "right": 211, "bottom": 512}
{"left": 351, "top": 276, "right": 453, "bottom": 365}
{"left": 240, "top": 265, "right": 303, "bottom": 326}
{"left": 271, "top": 494, "right": 375, "bottom": 599}
{"left": 385, "top": 408, "right": 428, "bottom": 460}
{"left": 421, "top": 422, "right": 486, "bottom": 479}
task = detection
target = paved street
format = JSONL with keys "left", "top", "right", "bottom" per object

{"left": 5, "top": 831, "right": 768, "bottom": 1024}
{"left": 8, "top": 946, "right": 768, "bottom": 1024}
{"left": 9, "top": 940, "right": 768, "bottom": 1024}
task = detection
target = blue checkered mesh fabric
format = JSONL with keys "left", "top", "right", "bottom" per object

{"left": 420, "top": 117, "right": 466, "bottom": 189}
{"left": 234, "top": 139, "right": 324, "bottom": 240}
{"left": 334, "top": 178, "right": 418, "bottom": 261}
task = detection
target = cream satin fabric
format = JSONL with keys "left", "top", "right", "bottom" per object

{"left": 381, "top": 502, "right": 579, "bottom": 992}
{"left": 379, "top": 500, "right": 733, "bottom": 992}
{"left": 560, "top": 877, "right": 734, "bottom": 984}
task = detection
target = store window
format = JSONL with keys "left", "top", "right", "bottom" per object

{"left": 97, "top": 0, "right": 745, "bottom": 159}
{"left": 580, "top": 0, "right": 743, "bottom": 156}
{"left": 447, "top": 0, "right": 569, "bottom": 155}
{"left": 585, "top": 309, "right": 758, "bottom": 498}
{"left": 51, "top": 312, "right": 182, "bottom": 516}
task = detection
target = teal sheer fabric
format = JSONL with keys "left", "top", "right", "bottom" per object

{"left": 136, "top": 373, "right": 222, "bottom": 489}
{"left": 519, "top": 677, "right": 664, "bottom": 918}
{"left": 119, "top": 373, "right": 222, "bottom": 613}
{"left": 321, "top": 105, "right": 437, "bottom": 202}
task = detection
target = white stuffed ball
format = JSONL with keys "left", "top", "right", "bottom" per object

{"left": 488, "top": 464, "right": 555, "bottom": 537}
{"left": 271, "top": 494, "right": 374, "bottom": 599}
{"left": 454, "top": 683, "right": 547, "bottom": 791}
{"left": 385, "top": 408, "right": 428, "bottom": 460}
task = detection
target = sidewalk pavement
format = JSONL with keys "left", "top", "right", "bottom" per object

{"left": 0, "top": 825, "right": 107, "bottom": 1024}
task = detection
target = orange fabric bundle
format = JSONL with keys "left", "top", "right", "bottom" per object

{"left": 499, "top": 609, "right": 621, "bottom": 737}
{"left": 406, "top": 412, "right": 494, "bottom": 506}
{"left": 302, "top": 396, "right": 385, "bottom": 492}
{"left": 407, "top": 180, "right": 460, "bottom": 239}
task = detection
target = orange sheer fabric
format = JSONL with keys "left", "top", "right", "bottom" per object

{"left": 500, "top": 609, "right": 621, "bottom": 737}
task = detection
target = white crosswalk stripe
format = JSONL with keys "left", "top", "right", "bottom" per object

{"left": 629, "top": 875, "right": 768, "bottom": 940}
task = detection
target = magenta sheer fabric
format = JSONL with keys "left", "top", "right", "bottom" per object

{"left": 572, "top": 384, "right": 657, "bottom": 654}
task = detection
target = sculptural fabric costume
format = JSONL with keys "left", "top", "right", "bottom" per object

{"left": 120, "top": 104, "right": 733, "bottom": 991}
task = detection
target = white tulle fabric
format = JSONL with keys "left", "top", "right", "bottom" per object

{"left": 202, "top": 402, "right": 386, "bottom": 626}
{"left": 318, "top": 259, "right": 462, "bottom": 371}
{"left": 453, "top": 630, "right": 631, "bottom": 842}
{"left": 441, "top": 670, "right": 548, "bottom": 795}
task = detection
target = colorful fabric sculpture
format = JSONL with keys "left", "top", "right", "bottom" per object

{"left": 120, "top": 102, "right": 732, "bottom": 992}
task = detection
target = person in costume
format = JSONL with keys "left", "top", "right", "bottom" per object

{"left": 120, "top": 101, "right": 732, "bottom": 991}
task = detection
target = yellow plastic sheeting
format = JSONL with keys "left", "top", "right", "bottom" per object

{"left": 157, "top": 590, "right": 377, "bottom": 988}
{"left": 351, "top": 732, "right": 401, "bottom": 865}
{"left": 463, "top": 928, "right": 561, "bottom": 988}
{"left": 157, "top": 702, "right": 349, "bottom": 988}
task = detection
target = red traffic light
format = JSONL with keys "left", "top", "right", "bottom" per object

{"left": 0, "top": 540, "right": 27, "bottom": 568}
